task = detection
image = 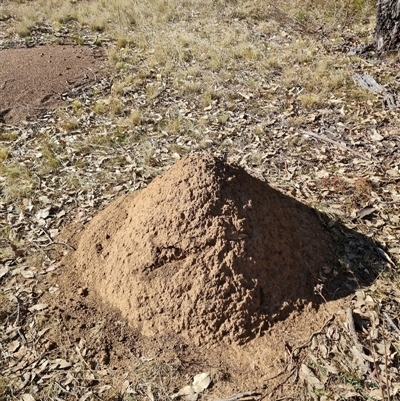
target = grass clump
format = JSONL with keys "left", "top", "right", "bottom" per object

{"left": 0, "top": 293, "right": 12, "bottom": 322}
{"left": 0, "top": 131, "right": 18, "bottom": 142}
{"left": 0, "top": 376, "right": 10, "bottom": 399}
{"left": 59, "top": 115, "right": 79, "bottom": 132}
{"left": 0, "top": 146, "right": 9, "bottom": 162}
{"left": 38, "top": 143, "right": 61, "bottom": 174}
{"left": 0, "top": 162, "right": 37, "bottom": 202}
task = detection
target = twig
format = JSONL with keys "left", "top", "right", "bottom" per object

{"left": 346, "top": 308, "right": 370, "bottom": 375}
{"left": 213, "top": 391, "right": 261, "bottom": 401}
{"left": 0, "top": 78, "right": 16, "bottom": 90}
{"left": 264, "top": 369, "right": 288, "bottom": 382}
{"left": 61, "top": 320, "right": 92, "bottom": 371}
{"left": 86, "top": 67, "right": 97, "bottom": 81}
{"left": 54, "top": 381, "right": 79, "bottom": 399}
{"left": 40, "top": 228, "right": 76, "bottom": 251}
{"left": 18, "top": 329, "right": 27, "bottom": 344}
{"left": 383, "top": 311, "right": 400, "bottom": 339}
{"left": 301, "top": 130, "right": 371, "bottom": 161}
{"left": 263, "top": 316, "right": 335, "bottom": 399}
{"left": 13, "top": 298, "right": 21, "bottom": 327}
{"left": 262, "top": 369, "right": 297, "bottom": 400}
{"left": 382, "top": 320, "right": 391, "bottom": 401}
{"left": 370, "top": 336, "right": 386, "bottom": 400}
{"left": 291, "top": 314, "right": 335, "bottom": 355}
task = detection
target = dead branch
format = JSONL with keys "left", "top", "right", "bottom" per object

{"left": 346, "top": 308, "right": 370, "bottom": 375}
{"left": 353, "top": 74, "right": 398, "bottom": 109}
{"left": 291, "top": 315, "right": 335, "bottom": 355}
{"left": 0, "top": 78, "right": 16, "bottom": 90}
{"left": 213, "top": 391, "right": 261, "bottom": 401}
{"left": 383, "top": 311, "right": 400, "bottom": 339}
{"left": 301, "top": 130, "right": 371, "bottom": 161}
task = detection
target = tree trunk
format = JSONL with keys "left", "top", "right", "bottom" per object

{"left": 376, "top": 0, "right": 400, "bottom": 53}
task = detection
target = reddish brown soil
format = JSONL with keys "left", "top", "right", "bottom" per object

{"left": 63, "top": 154, "right": 334, "bottom": 346}
{"left": 0, "top": 44, "right": 103, "bottom": 124}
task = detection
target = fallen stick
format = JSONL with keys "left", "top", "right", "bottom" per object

{"left": 262, "top": 315, "right": 335, "bottom": 399}
{"left": 213, "top": 391, "right": 261, "bottom": 401}
{"left": 383, "top": 311, "right": 400, "bottom": 338}
{"left": 291, "top": 314, "right": 335, "bottom": 355}
{"left": 346, "top": 308, "right": 370, "bottom": 375}
{"left": 301, "top": 130, "right": 371, "bottom": 161}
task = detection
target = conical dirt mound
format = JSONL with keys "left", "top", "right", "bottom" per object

{"left": 72, "top": 154, "right": 333, "bottom": 345}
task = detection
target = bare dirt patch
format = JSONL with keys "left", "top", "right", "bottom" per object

{"left": 0, "top": 44, "right": 103, "bottom": 124}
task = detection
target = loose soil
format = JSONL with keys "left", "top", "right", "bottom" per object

{"left": 61, "top": 154, "right": 334, "bottom": 346}
{"left": 0, "top": 44, "right": 103, "bottom": 124}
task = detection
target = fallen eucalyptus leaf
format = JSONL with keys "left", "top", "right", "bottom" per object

{"left": 21, "top": 394, "right": 35, "bottom": 401}
{"left": 376, "top": 247, "right": 395, "bottom": 266}
{"left": 300, "top": 364, "right": 324, "bottom": 390}
{"left": 368, "top": 389, "right": 383, "bottom": 400}
{"left": 192, "top": 372, "right": 211, "bottom": 393}
{"left": 21, "top": 269, "right": 35, "bottom": 279}
{"left": 172, "top": 385, "right": 195, "bottom": 399}
{"left": 98, "top": 385, "right": 112, "bottom": 394}
{"left": 0, "top": 266, "right": 9, "bottom": 279}
{"left": 355, "top": 206, "right": 375, "bottom": 220}
{"left": 147, "top": 385, "right": 155, "bottom": 401}
{"left": 343, "top": 391, "right": 361, "bottom": 399}
{"left": 8, "top": 339, "right": 20, "bottom": 353}
{"left": 28, "top": 304, "right": 48, "bottom": 312}
{"left": 79, "top": 392, "right": 93, "bottom": 401}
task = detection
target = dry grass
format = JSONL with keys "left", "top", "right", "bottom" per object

{"left": 1, "top": 0, "right": 376, "bottom": 114}
{"left": 0, "top": 162, "right": 37, "bottom": 202}
{"left": 0, "top": 145, "right": 9, "bottom": 162}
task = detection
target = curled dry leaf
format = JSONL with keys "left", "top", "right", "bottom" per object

{"left": 172, "top": 385, "right": 195, "bottom": 399}
{"left": 192, "top": 372, "right": 212, "bottom": 393}
{"left": 368, "top": 389, "right": 384, "bottom": 400}
{"left": 49, "top": 358, "right": 72, "bottom": 370}
{"left": 21, "top": 394, "right": 35, "bottom": 401}
{"left": 20, "top": 269, "right": 35, "bottom": 279}
{"left": 342, "top": 391, "right": 361, "bottom": 399}
{"left": 8, "top": 339, "right": 20, "bottom": 353}
{"left": 17, "top": 372, "right": 30, "bottom": 391}
{"left": 98, "top": 385, "right": 112, "bottom": 394}
{"left": 300, "top": 364, "right": 324, "bottom": 390}
{"left": 172, "top": 372, "right": 211, "bottom": 399}
{"left": 79, "top": 392, "right": 93, "bottom": 401}
{"left": 146, "top": 385, "right": 155, "bottom": 401}
{"left": 0, "top": 266, "right": 9, "bottom": 279}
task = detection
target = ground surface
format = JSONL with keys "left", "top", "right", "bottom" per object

{"left": 0, "top": 1, "right": 400, "bottom": 400}
{"left": 0, "top": 45, "right": 103, "bottom": 124}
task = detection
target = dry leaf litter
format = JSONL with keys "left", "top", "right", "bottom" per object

{"left": 0, "top": 3, "right": 399, "bottom": 401}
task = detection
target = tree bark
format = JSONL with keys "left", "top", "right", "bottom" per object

{"left": 376, "top": 0, "right": 400, "bottom": 53}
